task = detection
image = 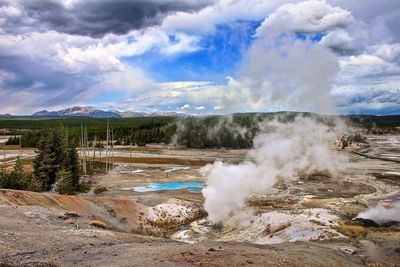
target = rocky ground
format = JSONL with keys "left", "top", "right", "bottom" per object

{"left": 0, "top": 200, "right": 377, "bottom": 267}
{"left": 1, "top": 136, "right": 400, "bottom": 266}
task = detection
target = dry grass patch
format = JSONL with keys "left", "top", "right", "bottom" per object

{"left": 89, "top": 220, "right": 108, "bottom": 229}
{"left": 301, "top": 198, "right": 331, "bottom": 208}
{"left": 247, "top": 196, "right": 298, "bottom": 208}
{"left": 310, "top": 219, "right": 327, "bottom": 226}
{"left": 64, "top": 219, "right": 75, "bottom": 225}
{"left": 337, "top": 222, "right": 367, "bottom": 238}
{"left": 93, "top": 186, "right": 108, "bottom": 195}
{"left": 97, "top": 156, "right": 212, "bottom": 166}
{"left": 262, "top": 222, "right": 292, "bottom": 236}
{"left": 0, "top": 144, "right": 26, "bottom": 150}
{"left": 298, "top": 169, "right": 331, "bottom": 181}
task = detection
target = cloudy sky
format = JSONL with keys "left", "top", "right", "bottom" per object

{"left": 0, "top": 0, "right": 399, "bottom": 115}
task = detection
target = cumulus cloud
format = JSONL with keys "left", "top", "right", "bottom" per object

{"left": 332, "top": 54, "right": 400, "bottom": 114}
{"left": 371, "top": 43, "right": 400, "bottom": 64}
{"left": 171, "top": 102, "right": 208, "bottom": 113}
{"left": 335, "top": 88, "right": 400, "bottom": 115}
{"left": 0, "top": 29, "right": 166, "bottom": 112}
{"left": 331, "top": 0, "right": 400, "bottom": 39}
{"left": 178, "top": 104, "right": 191, "bottom": 110}
{"left": 167, "top": 0, "right": 400, "bottom": 115}
{"left": 207, "top": 44, "right": 338, "bottom": 114}
{"left": 0, "top": 0, "right": 400, "bottom": 115}
{"left": 207, "top": 0, "right": 345, "bottom": 114}
{"left": 162, "top": 0, "right": 300, "bottom": 34}
{"left": 0, "top": 21, "right": 200, "bottom": 113}
{"left": 337, "top": 54, "right": 400, "bottom": 85}
{"left": 55, "top": 28, "right": 201, "bottom": 71}
{"left": 320, "top": 29, "right": 362, "bottom": 55}
{"left": 255, "top": 0, "right": 353, "bottom": 37}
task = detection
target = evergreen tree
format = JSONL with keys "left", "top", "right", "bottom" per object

{"left": 0, "top": 163, "right": 7, "bottom": 188}
{"left": 33, "top": 125, "right": 68, "bottom": 191}
{"left": 49, "top": 124, "right": 67, "bottom": 177}
{"left": 33, "top": 131, "right": 53, "bottom": 191}
{"left": 27, "top": 174, "right": 41, "bottom": 192}
{"left": 0, "top": 157, "right": 28, "bottom": 190}
{"left": 9, "top": 156, "right": 28, "bottom": 190}
{"left": 64, "top": 147, "right": 80, "bottom": 192}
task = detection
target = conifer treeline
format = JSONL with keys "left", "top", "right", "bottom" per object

{"left": 1, "top": 117, "right": 258, "bottom": 195}
{"left": 32, "top": 125, "right": 81, "bottom": 193}
{"left": 1, "top": 125, "right": 81, "bottom": 194}
{"left": 5, "top": 115, "right": 260, "bottom": 149}
{"left": 3, "top": 113, "right": 400, "bottom": 149}
{"left": 173, "top": 116, "right": 257, "bottom": 148}
{"left": 5, "top": 131, "right": 39, "bottom": 147}
{"left": 0, "top": 157, "right": 29, "bottom": 190}
{"left": 6, "top": 123, "right": 175, "bottom": 148}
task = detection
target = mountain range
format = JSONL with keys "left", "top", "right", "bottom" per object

{"left": 1, "top": 106, "right": 181, "bottom": 118}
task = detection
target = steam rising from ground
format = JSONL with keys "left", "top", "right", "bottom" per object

{"left": 357, "top": 202, "right": 400, "bottom": 225}
{"left": 198, "top": 1, "right": 350, "bottom": 224}
{"left": 201, "top": 116, "right": 344, "bottom": 223}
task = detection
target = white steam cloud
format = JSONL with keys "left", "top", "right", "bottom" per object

{"left": 215, "top": 0, "right": 350, "bottom": 114}
{"left": 200, "top": 1, "right": 350, "bottom": 223}
{"left": 357, "top": 202, "right": 400, "bottom": 225}
{"left": 201, "top": 116, "right": 345, "bottom": 223}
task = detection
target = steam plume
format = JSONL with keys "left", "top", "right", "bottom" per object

{"left": 200, "top": 1, "right": 348, "bottom": 223}
{"left": 201, "top": 116, "right": 344, "bottom": 223}
{"left": 357, "top": 202, "right": 400, "bottom": 225}
{"left": 216, "top": 1, "right": 345, "bottom": 114}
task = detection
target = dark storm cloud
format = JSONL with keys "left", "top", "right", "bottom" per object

{"left": 1, "top": 0, "right": 213, "bottom": 37}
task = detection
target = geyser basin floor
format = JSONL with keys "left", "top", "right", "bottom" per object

{"left": 2, "top": 139, "right": 400, "bottom": 266}
{"left": 124, "top": 182, "right": 204, "bottom": 193}
{"left": 172, "top": 208, "right": 342, "bottom": 245}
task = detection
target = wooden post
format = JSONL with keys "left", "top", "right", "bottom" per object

{"left": 111, "top": 127, "right": 114, "bottom": 170}
{"left": 93, "top": 135, "right": 96, "bottom": 160}
{"left": 106, "top": 119, "right": 109, "bottom": 172}
{"left": 3, "top": 129, "right": 6, "bottom": 161}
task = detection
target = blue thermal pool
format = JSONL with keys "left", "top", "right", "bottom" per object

{"left": 124, "top": 181, "right": 204, "bottom": 193}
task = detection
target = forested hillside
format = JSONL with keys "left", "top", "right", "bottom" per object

{"left": 1, "top": 113, "right": 400, "bottom": 149}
